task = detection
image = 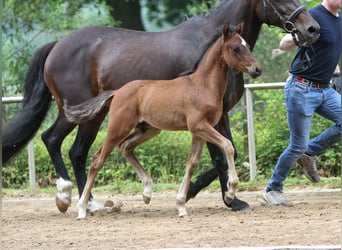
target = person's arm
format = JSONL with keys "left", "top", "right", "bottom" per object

{"left": 272, "top": 34, "right": 297, "bottom": 59}
{"left": 279, "top": 33, "right": 297, "bottom": 51}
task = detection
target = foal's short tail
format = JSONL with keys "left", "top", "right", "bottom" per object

{"left": 64, "top": 90, "right": 115, "bottom": 124}
{"left": 2, "top": 41, "right": 57, "bottom": 165}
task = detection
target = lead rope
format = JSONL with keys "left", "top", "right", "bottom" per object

{"left": 263, "top": 0, "right": 271, "bottom": 26}
{"left": 293, "top": 45, "right": 316, "bottom": 71}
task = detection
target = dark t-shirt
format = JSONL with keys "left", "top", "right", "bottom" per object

{"left": 289, "top": 4, "right": 341, "bottom": 85}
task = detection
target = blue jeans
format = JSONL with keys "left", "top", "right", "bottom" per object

{"left": 266, "top": 76, "right": 341, "bottom": 191}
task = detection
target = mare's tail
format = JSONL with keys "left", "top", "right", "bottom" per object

{"left": 2, "top": 41, "right": 57, "bottom": 165}
{"left": 63, "top": 90, "right": 115, "bottom": 124}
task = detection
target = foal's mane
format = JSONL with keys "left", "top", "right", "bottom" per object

{"left": 178, "top": 28, "right": 223, "bottom": 77}
{"left": 177, "top": 0, "right": 237, "bottom": 77}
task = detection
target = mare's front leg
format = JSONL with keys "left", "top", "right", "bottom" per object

{"left": 41, "top": 115, "right": 76, "bottom": 213}
{"left": 69, "top": 109, "right": 108, "bottom": 213}
{"left": 119, "top": 124, "right": 161, "bottom": 204}
{"left": 177, "top": 135, "right": 206, "bottom": 217}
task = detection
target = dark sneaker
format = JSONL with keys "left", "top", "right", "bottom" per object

{"left": 297, "top": 154, "right": 320, "bottom": 182}
{"left": 260, "top": 190, "right": 289, "bottom": 206}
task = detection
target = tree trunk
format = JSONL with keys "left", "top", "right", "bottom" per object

{"left": 106, "top": 0, "right": 144, "bottom": 30}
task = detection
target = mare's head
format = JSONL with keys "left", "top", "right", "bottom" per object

{"left": 254, "top": 0, "right": 319, "bottom": 47}
{"left": 221, "top": 23, "right": 262, "bottom": 79}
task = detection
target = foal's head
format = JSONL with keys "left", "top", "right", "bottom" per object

{"left": 222, "top": 23, "right": 262, "bottom": 78}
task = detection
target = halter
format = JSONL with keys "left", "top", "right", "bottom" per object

{"left": 263, "top": 0, "right": 308, "bottom": 46}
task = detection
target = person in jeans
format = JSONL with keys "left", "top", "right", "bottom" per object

{"left": 261, "top": 0, "right": 341, "bottom": 206}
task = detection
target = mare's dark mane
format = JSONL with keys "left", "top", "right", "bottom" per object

{"left": 205, "top": 0, "right": 233, "bottom": 17}
{"left": 187, "top": 0, "right": 232, "bottom": 20}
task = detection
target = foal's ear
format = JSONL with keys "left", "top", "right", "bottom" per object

{"left": 236, "top": 22, "right": 244, "bottom": 34}
{"left": 223, "top": 23, "right": 232, "bottom": 39}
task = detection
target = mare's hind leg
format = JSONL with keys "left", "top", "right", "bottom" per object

{"left": 119, "top": 124, "right": 161, "bottom": 204}
{"left": 177, "top": 135, "right": 206, "bottom": 217}
{"left": 69, "top": 109, "right": 108, "bottom": 212}
{"left": 41, "top": 115, "right": 76, "bottom": 213}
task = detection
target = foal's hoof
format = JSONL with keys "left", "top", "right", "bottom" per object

{"left": 143, "top": 194, "right": 151, "bottom": 204}
{"left": 178, "top": 207, "right": 188, "bottom": 218}
{"left": 77, "top": 209, "right": 87, "bottom": 219}
{"left": 55, "top": 197, "right": 69, "bottom": 213}
{"left": 87, "top": 199, "right": 104, "bottom": 212}
{"left": 77, "top": 201, "right": 88, "bottom": 219}
{"left": 226, "top": 196, "right": 252, "bottom": 212}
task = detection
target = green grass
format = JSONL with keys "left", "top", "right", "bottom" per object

{"left": 2, "top": 176, "right": 340, "bottom": 198}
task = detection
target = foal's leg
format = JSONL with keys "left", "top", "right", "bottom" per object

{"left": 193, "top": 122, "right": 239, "bottom": 204}
{"left": 187, "top": 115, "right": 234, "bottom": 200}
{"left": 78, "top": 109, "right": 137, "bottom": 218}
{"left": 119, "top": 126, "right": 161, "bottom": 204}
{"left": 77, "top": 145, "right": 109, "bottom": 219}
{"left": 206, "top": 143, "right": 250, "bottom": 211}
{"left": 188, "top": 114, "right": 250, "bottom": 211}
{"left": 177, "top": 135, "right": 205, "bottom": 217}
{"left": 78, "top": 133, "right": 127, "bottom": 219}
{"left": 41, "top": 115, "right": 76, "bottom": 213}
{"left": 211, "top": 114, "right": 250, "bottom": 211}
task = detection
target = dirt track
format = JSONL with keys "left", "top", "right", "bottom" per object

{"left": 2, "top": 187, "right": 341, "bottom": 249}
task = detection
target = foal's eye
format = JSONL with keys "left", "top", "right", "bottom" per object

{"left": 232, "top": 46, "right": 240, "bottom": 53}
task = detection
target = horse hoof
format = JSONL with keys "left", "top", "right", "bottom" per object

{"left": 178, "top": 208, "right": 188, "bottom": 218}
{"left": 55, "top": 197, "right": 69, "bottom": 213}
{"left": 77, "top": 210, "right": 87, "bottom": 219}
{"left": 77, "top": 201, "right": 88, "bottom": 219}
{"left": 224, "top": 195, "right": 234, "bottom": 206}
{"left": 55, "top": 177, "right": 72, "bottom": 213}
{"left": 143, "top": 194, "right": 151, "bottom": 204}
{"left": 226, "top": 196, "right": 252, "bottom": 212}
{"left": 87, "top": 199, "right": 104, "bottom": 212}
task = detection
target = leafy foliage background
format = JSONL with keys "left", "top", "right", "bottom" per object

{"left": 2, "top": 0, "right": 339, "bottom": 189}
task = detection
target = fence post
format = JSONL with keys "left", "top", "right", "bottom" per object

{"left": 246, "top": 88, "right": 257, "bottom": 180}
{"left": 28, "top": 139, "right": 36, "bottom": 189}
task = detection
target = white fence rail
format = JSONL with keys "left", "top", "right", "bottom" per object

{"left": 2, "top": 82, "right": 286, "bottom": 188}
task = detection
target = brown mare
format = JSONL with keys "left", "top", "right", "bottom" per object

{"left": 64, "top": 23, "right": 262, "bottom": 218}
{"left": 2, "top": 0, "right": 319, "bottom": 213}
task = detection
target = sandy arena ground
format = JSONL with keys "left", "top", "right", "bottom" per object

{"left": 2, "top": 187, "right": 341, "bottom": 249}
